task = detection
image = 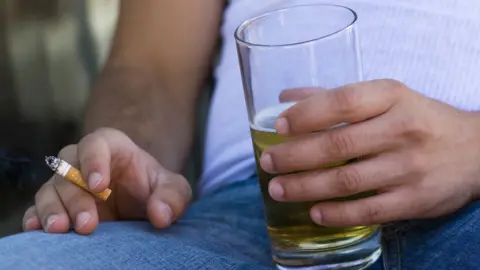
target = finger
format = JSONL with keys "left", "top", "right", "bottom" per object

{"left": 55, "top": 144, "right": 100, "bottom": 234}
{"left": 147, "top": 170, "right": 192, "bottom": 229}
{"left": 279, "top": 87, "right": 322, "bottom": 102}
{"left": 269, "top": 153, "right": 404, "bottom": 202}
{"left": 261, "top": 114, "right": 403, "bottom": 174}
{"left": 77, "top": 127, "right": 135, "bottom": 192}
{"left": 54, "top": 175, "right": 99, "bottom": 234}
{"left": 310, "top": 189, "right": 419, "bottom": 227}
{"left": 77, "top": 132, "right": 112, "bottom": 192}
{"left": 22, "top": 206, "right": 41, "bottom": 231}
{"left": 276, "top": 79, "right": 407, "bottom": 136}
{"left": 34, "top": 180, "right": 70, "bottom": 233}
{"left": 34, "top": 144, "right": 78, "bottom": 233}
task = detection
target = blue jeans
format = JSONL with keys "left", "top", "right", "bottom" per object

{"left": 1, "top": 177, "right": 479, "bottom": 269}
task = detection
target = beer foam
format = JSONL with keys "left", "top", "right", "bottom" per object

{"left": 251, "top": 102, "right": 348, "bottom": 132}
{"left": 251, "top": 102, "right": 296, "bottom": 132}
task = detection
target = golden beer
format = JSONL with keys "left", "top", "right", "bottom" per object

{"left": 250, "top": 104, "right": 377, "bottom": 259}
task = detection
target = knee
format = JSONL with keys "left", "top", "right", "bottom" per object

{"left": 0, "top": 231, "right": 65, "bottom": 269}
{"left": 0, "top": 222, "right": 155, "bottom": 270}
{"left": 382, "top": 201, "right": 480, "bottom": 269}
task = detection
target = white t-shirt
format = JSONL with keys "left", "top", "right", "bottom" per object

{"left": 199, "top": 0, "right": 480, "bottom": 196}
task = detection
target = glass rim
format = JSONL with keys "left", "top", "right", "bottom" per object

{"left": 234, "top": 4, "right": 358, "bottom": 48}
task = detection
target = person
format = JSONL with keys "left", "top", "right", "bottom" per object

{"left": 2, "top": 0, "right": 480, "bottom": 269}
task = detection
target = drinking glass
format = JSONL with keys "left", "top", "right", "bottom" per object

{"left": 235, "top": 4, "right": 381, "bottom": 270}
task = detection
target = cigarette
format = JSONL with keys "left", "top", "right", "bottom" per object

{"left": 45, "top": 156, "right": 111, "bottom": 201}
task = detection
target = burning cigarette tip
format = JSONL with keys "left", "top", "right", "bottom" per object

{"left": 45, "top": 156, "right": 60, "bottom": 172}
{"left": 44, "top": 156, "right": 112, "bottom": 201}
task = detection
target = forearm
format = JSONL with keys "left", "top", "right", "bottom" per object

{"left": 82, "top": 0, "right": 224, "bottom": 172}
{"left": 83, "top": 67, "right": 197, "bottom": 173}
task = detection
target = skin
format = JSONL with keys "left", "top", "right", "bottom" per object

{"left": 262, "top": 79, "right": 480, "bottom": 227}
{"left": 21, "top": 3, "right": 479, "bottom": 235}
{"left": 22, "top": 0, "right": 225, "bottom": 234}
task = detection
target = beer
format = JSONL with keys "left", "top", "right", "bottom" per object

{"left": 250, "top": 103, "right": 377, "bottom": 254}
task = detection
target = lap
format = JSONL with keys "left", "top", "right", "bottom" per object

{"left": 2, "top": 176, "right": 480, "bottom": 270}
{"left": 381, "top": 200, "right": 480, "bottom": 270}
{"left": 0, "top": 178, "right": 273, "bottom": 270}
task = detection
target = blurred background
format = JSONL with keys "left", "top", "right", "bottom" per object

{"left": 0, "top": 0, "right": 119, "bottom": 237}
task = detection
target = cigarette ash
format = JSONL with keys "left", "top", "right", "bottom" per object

{"left": 45, "top": 156, "right": 60, "bottom": 172}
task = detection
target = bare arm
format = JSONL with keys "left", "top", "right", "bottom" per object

{"left": 84, "top": 0, "right": 225, "bottom": 173}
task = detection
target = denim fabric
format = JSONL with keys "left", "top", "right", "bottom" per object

{"left": 1, "top": 178, "right": 480, "bottom": 269}
{"left": 381, "top": 201, "right": 480, "bottom": 270}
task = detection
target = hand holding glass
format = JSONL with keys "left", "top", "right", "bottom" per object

{"left": 235, "top": 4, "right": 381, "bottom": 270}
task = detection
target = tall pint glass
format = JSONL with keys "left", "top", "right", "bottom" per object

{"left": 235, "top": 4, "right": 381, "bottom": 270}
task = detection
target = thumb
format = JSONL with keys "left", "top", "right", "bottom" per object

{"left": 146, "top": 169, "right": 192, "bottom": 229}
{"left": 77, "top": 132, "right": 112, "bottom": 193}
{"left": 77, "top": 128, "right": 137, "bottom": 193}
{"left": 279, "top": 87, "right": 325, "bottom": 102}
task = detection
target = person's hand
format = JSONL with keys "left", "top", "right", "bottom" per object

{"left": 22, "top": 128, "right": 192, "bottom": 234}
{"left": 260, "top": 79, "right": 480, "bottom": 227}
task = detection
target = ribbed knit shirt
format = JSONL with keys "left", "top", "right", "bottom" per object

{"left": 199, "top": 0, "right": 480, "bottom": 196}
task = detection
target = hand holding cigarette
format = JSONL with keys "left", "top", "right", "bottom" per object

{"left": 23, "top": 128, "right": 192, "bottom": 235}
{"left": 45, "top": 156, "right": 112, "bottom": 201}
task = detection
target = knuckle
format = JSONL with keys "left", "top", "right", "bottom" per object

{"left": 362, "top": 203, "right": 385, "bottom": 224}
{"left": 333, "top": 86, "right": 359, "bottom": 115}
{"left": 382, "top": 79, "right": 410, "bottom": 99}
{"left": 79, "top": 132, "right": 97, "bottom": 145}
{"left": 81, "top": 154, "right": 101, "bottom": 171}
{"left": 154, "top": 170, "right": 192, "bottom": 203}
{"left": 269, "top": 146, "right": 295, "bottom": 173}
{"left": 408, "top": 192, "right": 431, "bottom": 217}
{"left": 79, "top": 132, "right": 104, "bottom": 150}
{"left": 95, "top": 127, "right": 129, "bottom": 141}
{"left": 394, "top": 114, "right": 429, "bottom": 142}
{"left": 382, "top": 79, "right": 407, "bottom": 90}
{"left": 58, "top": 144, "right": 77, "bottom": 159}
{"left": 93, "top": 127, "right": 116, "bottom": 136}
{"left": 152, "top": 168, "right": 168, "bottom": 184}
{"left": 283, "top": 177, "right": 309, "bottom": 200}
{"left": 400, "top": 151, "right": 427, "bottom": 177}
{"left": 57, "top": 186, "right": 80, "bottom": 206}
{"left": 372, "top": 79, "right": 409, "bottom": 102}
{"left": 325, "top": 131, "right": 355, "bottom": 158}
{"left": 34, "top": 182, "right": 53, "bottom": 203}
{"left": 393, "top": 114, "right": 412, "bottom": 132}
{"left": 41, "top": 202, "right": 61, "bottom": 220}
{"left": 93, "top": 127, "right": 135, "bottom": 149}
{"left": 334, "top": 166, "right": 362, "bottom": 194}
{"left": 282, "top": 146, "right": 298, "bottom": 170}
{"left": 63, "top": 194, "right": 90, "bottom": 214}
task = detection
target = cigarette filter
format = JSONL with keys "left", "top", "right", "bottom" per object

{"left": 45, "top": 156, "right": 111, "bottom": 201}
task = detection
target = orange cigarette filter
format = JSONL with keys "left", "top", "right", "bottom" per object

{"left": 45, "top": 156, "right": 111, "bottom": 201}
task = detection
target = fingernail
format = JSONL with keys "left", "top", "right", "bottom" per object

{"left": 75, "top": 212, "right": 91, "bottom": 231}
{"left": 24, "top": 217, "right": 37, "bottom": 231}
{"left": 45, "top": 215, "right": 58, "bottom": 231}
{"left": 156, "top": 201, "right": 172, "bottom": 226}
{"left": 260, "top": 153, "right": 275, "bottom": 173}
{"left": 311, "top": 209, "right": 323, "bottom": 225}
{"left": 275, "top": 117, "right": 289, "bottom": 135}
{"left": 269, "top": 181, "right": 284, "bottom": 200}
{"left": 88, "top": 172, "right": 102, "bottom": 190}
